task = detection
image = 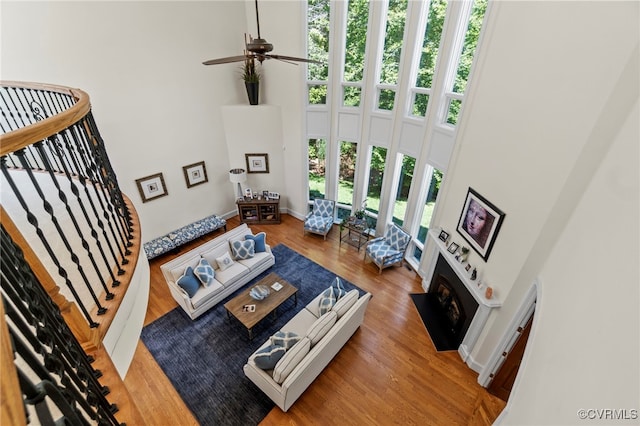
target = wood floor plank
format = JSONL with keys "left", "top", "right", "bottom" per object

{"left": 123, "top": 214, "right": 504, "bottom": 425}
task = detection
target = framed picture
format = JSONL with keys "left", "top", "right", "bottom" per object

{"left": 438, "top": 230, "right": 450, "bottom": 243}
{"left": 268, "top": 191, "right": 279, "bottom": 199}
{"left": 182, "top": 161, "right": 208, "bottom": 188}
{"left": 262, "top": 190, "right": 269, "bottom": 198}
{"left": 457, "top": 187, "right": 506, "bottom": 261}
{"left": 245, "top": 153, "right": 269, "bottom": 173}
{"left": 135, "top": 173, "right": 168, "bottom": 203}
{"left": 244, "top": 188, "right": 253, "bottom": 199}
{"left": 447, "top": 242, "right": 459, "bottom": 254}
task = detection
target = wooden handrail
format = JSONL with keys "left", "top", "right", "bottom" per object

{"left": 0, "top": 81, "right": 91, "bottom": 157}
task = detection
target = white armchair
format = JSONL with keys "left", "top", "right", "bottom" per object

{"left": 303, "top": 199, "right": 336, "bottom": 240}
{"left": 364, "top": 223, "right": 411, "bottom": 274}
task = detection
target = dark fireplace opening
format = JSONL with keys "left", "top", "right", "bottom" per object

{"left": 412, "top": 254, "right": 480, "bottom": 351}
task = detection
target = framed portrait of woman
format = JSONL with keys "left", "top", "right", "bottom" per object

{"left": 456, "top": 188, "right": 505, "bottom": 261}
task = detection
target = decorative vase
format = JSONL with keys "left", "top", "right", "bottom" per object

{"left": 245, "top": 81, "right": 259, "bottom": 105}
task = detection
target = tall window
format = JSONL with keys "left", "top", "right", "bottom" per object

{"left": 337, "top": 141, "right": 358, "bottom": 220}
{"left": 412, "top": 0, "right": 446, "bottom": 117}
{"left": 392, "top": 153, "right": 416, "bottom": 226}
{"left": 363, "top": 146, "right": 387, "bottom": 229}
{"left": 343, "top": 0, "right": 370, "bottom": 107}
{"left": 445, "top": 0, "right": 487, "bottom": 125}
{"left": 308, "top": 0, "right": 330, "bottom": 104}
{"left": 377, "top": 0, "right": 408, "bottom": 110}
{"left": 412, "top": 166, "right": 443, "bottom": 261}
{"left": 308, "top": 138, "right": 327, "bottom": 200}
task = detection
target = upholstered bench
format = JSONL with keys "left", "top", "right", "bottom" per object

{"left": 143, "top": 214, "right": 227, "bottom": 259}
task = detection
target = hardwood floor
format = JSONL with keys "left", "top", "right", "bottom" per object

{"left": 123, "top": 214, "right": 504, "bottom": 425}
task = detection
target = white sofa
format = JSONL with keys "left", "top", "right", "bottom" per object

{"left": 159, "top": 223, "right": 275, "bottom": 319}
{"left": 243, "top": 288, "right": 372, "bottom": 412}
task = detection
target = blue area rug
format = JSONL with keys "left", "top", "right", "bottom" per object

{"left": 141, "top": 244, "right": 364, "bottom": 426}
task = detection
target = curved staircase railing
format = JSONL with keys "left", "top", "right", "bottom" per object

{"left": 0, "top": 81, "right": 145, "bottom": 425}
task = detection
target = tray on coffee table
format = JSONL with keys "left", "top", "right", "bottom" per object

{"left": 224, "top": 272, "right": 298, "bottom": 340}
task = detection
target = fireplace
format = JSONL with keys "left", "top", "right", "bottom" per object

{"left": 420, "top": 230, "right": 502, "bottom": 357}
{"left": 425, "top": 254, "right": 479, "bottom": 349}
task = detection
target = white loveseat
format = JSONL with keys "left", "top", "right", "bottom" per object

{"left": 160, "top": 223, "right": 275, "bottom": 319}
{"left": 243, "top": 287, "right": 372, "bottom": 412}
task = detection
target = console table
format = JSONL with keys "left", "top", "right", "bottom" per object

{"left": 340, "top": 217, "right": 371, "bottom": 251}
{"left": 237, "top": 197, "right": 281, "bottom": 224}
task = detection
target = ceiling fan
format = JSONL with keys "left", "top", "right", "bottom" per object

{"left": 202, "top": 0, "right": 321, "bottom": 66}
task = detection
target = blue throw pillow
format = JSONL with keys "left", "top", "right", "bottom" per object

{"left": 177, "top": 266, "right": 200, "bottom": 298}
{"left": 253, "top": 344, "right": 287, "bottom": 370}
{"left": 231, "top": 239, "right": 255, "bottom": 260}
{"left": 318, "top": 277, "right": 347, "bottom": 315}
{"left": 193, "top": 258, "right": 215, "bottom": 286}
{"left": 271, "top": 331, "right": 300, "bottom": 350}
{"left": 244, "top": 232, "right": 266, "bottom": 253}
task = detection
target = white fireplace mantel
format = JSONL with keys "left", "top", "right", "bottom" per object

{"left": 423, "top": 229, "right": 502, "bottom": 369}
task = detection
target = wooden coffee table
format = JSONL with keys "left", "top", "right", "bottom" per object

{"left": 224, "top": 272, "right": 298, "bottom": 340}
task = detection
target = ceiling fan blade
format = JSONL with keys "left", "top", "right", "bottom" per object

{"left": 267, "top": 54, "right": 323, "bottom": 65}
{"left": 202, "top": 55, "right": 248, "bottom": 65}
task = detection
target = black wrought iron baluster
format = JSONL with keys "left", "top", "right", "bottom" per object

{"left": 69, "top": 127, "right": 127, "bottom": 276}
{"left": 59, "top": 129, "right": 122, "bottom": 287}
{"left": 83, "top": 114, "right": 133, "bottom": 242}
{"left": 15, "top": 148, "right": 109, "bottom": 314}
{"left": 36, "top": 138, "right": 116, "bottom": 299}
{"left": 1, "top": 225, "right": 122, "bottom": 425}
{"left": 75, "top": 119, "right": 132, "bottom": 268}
{"left": 0, "top": 156, "right": 101, "bottom": 326}
{"left": 0, "top": 87, "right": 23, "bottom": 132}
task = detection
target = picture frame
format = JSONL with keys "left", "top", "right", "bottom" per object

{"left": 438, "top": 230, "right": 450, "bottom": 243}
{"left": 457, "top": 187, "right": 506, "bottom": 261}
{"left": 262, "top": 190, "right": 269, "bottom": 198}
{"left": 268, "top": 191, "right": 280, "bottom": 199}
{"left": 182, "top": 161, "right": 208, "bottom": 188}
{"left": 244, "top": 188, "right": 253, "bottom": 199}
{"left": 447, "top": 242, "right": 459, "bottom": 254}
{"left": 135, "top": 172, "right": 168, "bottom": 203}
{"left": 245, "top": 153, "right": 269, "bottom": 173}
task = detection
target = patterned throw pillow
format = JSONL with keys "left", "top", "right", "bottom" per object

{"left": 271, "top": 331, "right": 300, "bottom": 350}
{"left": 231, "top": 239, "right": 255, "bottom": 260}
{"left": 253, "top": 344, "right": 287, "bottom": 370}
{"left": 193, "top": 258, "right": 215, "bottom": 286}
{"left": 244, "top": 232, "right": 267, "bottom": 253}
{"left": 215, "top": 252, "right": 235, "bottom": 271}
{"left": 318, "top": 277, "right": 347, "bottom": 315}
{"left": 176, "top": 266, "right": 200, "bottom": 298}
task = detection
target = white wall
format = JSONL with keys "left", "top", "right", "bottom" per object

{"left": 0, "top": 0, "right": 307, "bottom": 240}
{"left": 430, "top": 0, "right": 639, "bottom": 422}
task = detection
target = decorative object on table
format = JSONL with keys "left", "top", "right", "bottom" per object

{"left": 135, "top": 172, "right": 168, "bottom": 203}
{"left": 303, "top": 198, "right": 336, "bottom": 240}
{"left": 241, "top": 57, "right": 261, "bottom": 105}
{"left": 183, "top": 161, "right": 208, "bottom": 188}
{"left": 262, "top": 190, "right": 269, "bottom": 199}
{"left": 465, "top": 263, "right": 471, "bottom": 272}
{"left": 457, "top": 187, "right": 506, "bottom": 261}
{"left": 447, "top": 242, "right": 459, "bottom": 254}
{"left": 438, "top": 229, "right": 450, "bottom": 243}
{"left": 271, "top": 282, "right": 283, "bottom": 291}
{"left": 470, "top": 268, "right": 477, "bottom": 281}
{"left": 456, "top": 246, "right": 469, "bottom": 263}
{"left": 268, "top": 191, "right": 279, "bottom": 199}
{"left": 244, "top": 188, "right": 253, "bottom": 199}
{"left": 229, "top": 168, "right": 247, "bottom": 199}
{"left": 485, "top": 286, "right": 493, "bottom": 299}
{"left": 363, "top": 223, "right": 412, "bottom": 274}
{"left": 246, "top": 153, "right": 269, "bottom": 173}
{"left": 242, "top": 304, "right": 256, "bottom": 312}
{"left": 354, "top": 199, "right": 367, "bottom": 220}
{"left": 250, "top": 284, "right": 271, "bottom": 300}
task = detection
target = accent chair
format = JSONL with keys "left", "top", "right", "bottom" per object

{"left": 363, "top": 223, "right": 411, "bottom": 274}
{"left": 303, "top": 199, "right": 336, "bottom": 240}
